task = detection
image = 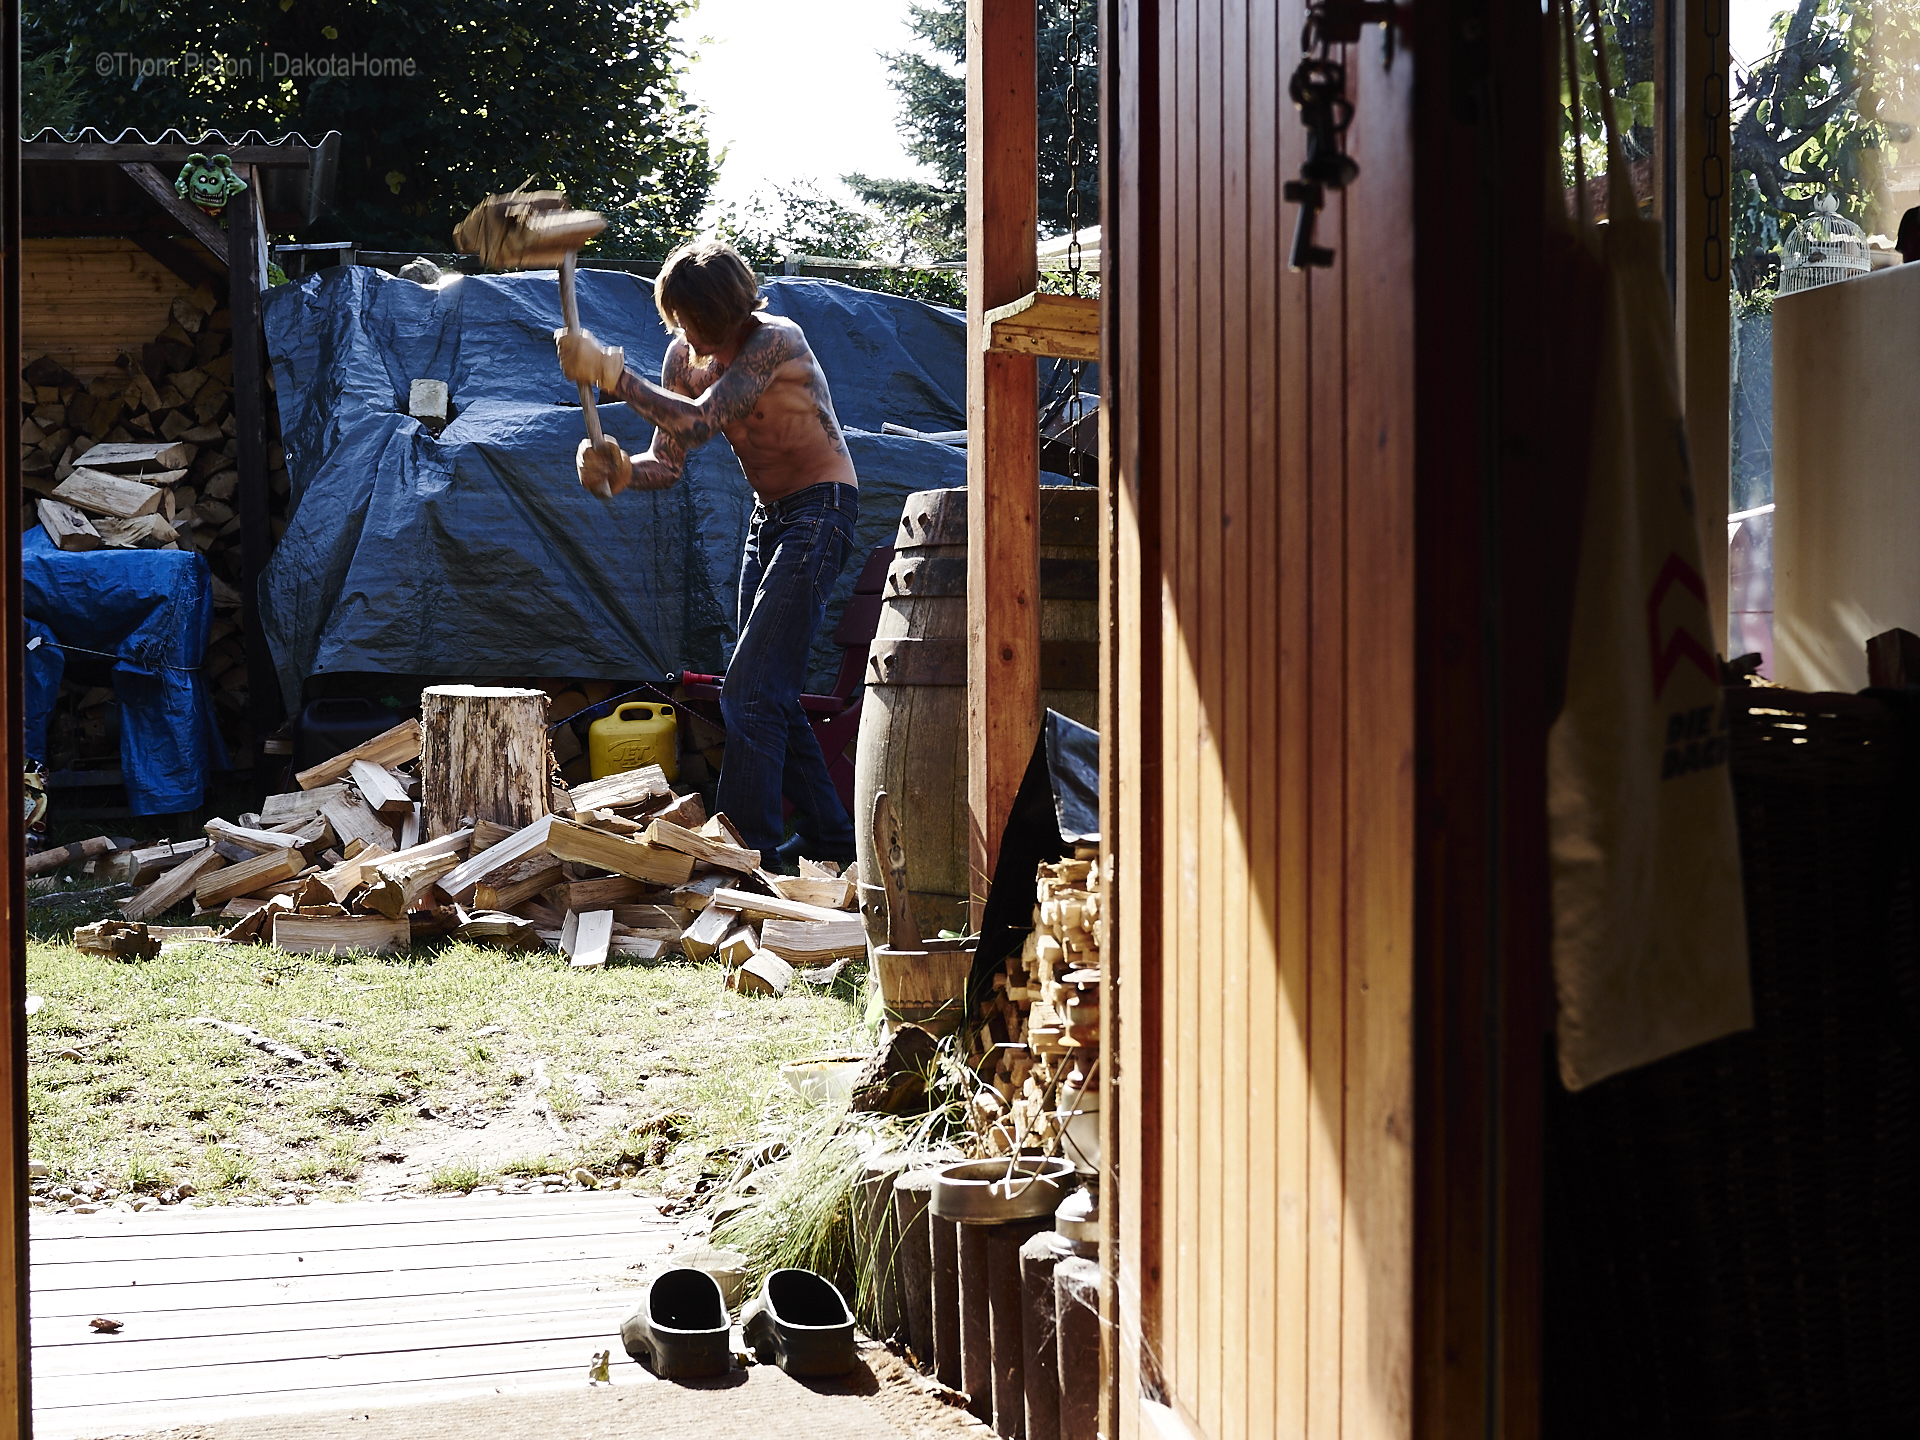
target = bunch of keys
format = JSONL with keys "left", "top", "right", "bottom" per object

{"left": 1284, "top": 53, "right": 1358, "bottom": 271}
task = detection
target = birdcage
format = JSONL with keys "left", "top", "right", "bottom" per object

{"left": 1780, "top": 194, "right": 1871, "bottom": 296}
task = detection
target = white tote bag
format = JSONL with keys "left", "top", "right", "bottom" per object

{"left": 1547, "top": 32, "right": 1752, "bottom": 1090}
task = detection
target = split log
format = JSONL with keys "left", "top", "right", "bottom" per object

{"left": 765, "top": 874, "right": 857, "bottom": 911}
{"left": 544, "top": 876, "right": 646, "bottom": 912}
{"left": 710, "top": 887, "right": 855, "bottom": 927}
{"left": 121, "top": 846, "right": 225, "bottom": 921}
{"left": 716, "top": 924, "right": 760, "bottom": 970}
{"left": 272, "top": 913, "right": 410, "bottom": 956}
{"left": 195, "top": 847, "right": 306, "bottom": 909}
{"left": 315, "top": 845, "right": 392, "bottom": 903}
{"left": 471, "top": 820, "right": 517, "bottom": 852}
{"left": 728, "top": 949, "right": 793, "bottom": 996}
{"left": 261, "top": 784, "right": 346, "bottom": 825}
{"left": 73, "top": 920, "right": 159, "bottom": 960}
{"left": 610, "top": 903, "right": 691, "bottom": 930}
{"left": 349, "top": 759, "right": 414, "bottom": 816}
{"left": 565, "top": 764, "right": 672, "bottom": 814}
{"left": 419, "top": 685, "right": 551, "bottom": 839}
{"left": 611, "top": 935, "right": 674, "bottom": 962}
{"left": 37, "top": 498, "right": 102, "bottom": 551}
{"left": 437, "top": 815, "right": 555, "bottom": 901}
{"left": 672, "top": 874, "right": 730, "bottom": 912}
{"left": 758, "top": 916, "right": 869, "bottom": 966}
{"left": 651, "top": 791, "right": 706, "bottom": 828}
{"left": 457, "top": 909, "right": 540, "bottom": 950}
{"left": 226, "top": 894, "right": 293, "bottom": 943}
{"left": 358, "top": 829, "right": 473, "bottom": 918}
{"left": 53, "top": 468, "right": 162, "bottom": 518}
{"left": 678, "top": 904, "right": 740, "bottom": 962}
{"left": 295, "top": 718, "right": 423, "bottom": 790}
{"left": 474, "top": 856, "right": 566, "bottom": 912}
{"left": 124, "top": 838, "right": 211, "bottom": 887}
{"left": 320, "top": 794, "right": 395, "bottom": 854}
{"left": 71, "top": 439, "right": 191, "bottom": 471}
{"left": 92, "top": 513, "right": 177, "bottom": 548}
{"left": 644, "top": 817, "right": 760, "bottom": 873}
{"left": 545, "top": 818, "right": 696, "bottom": 887}
{"left": 204, "top": 818, "right": 309, "bottom": 855}
{"left": 561, "top": 909, "right": 615, "bottom": 968}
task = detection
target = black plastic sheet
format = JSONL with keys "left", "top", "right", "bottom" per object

{"left": 259, "top": 267, "right": 981, "bottom": 706}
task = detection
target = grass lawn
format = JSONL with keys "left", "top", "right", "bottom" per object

{"left": 26, "top": 928, "right": 870, "bottom": 1211}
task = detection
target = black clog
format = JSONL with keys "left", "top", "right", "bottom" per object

{"left": 621, "top": 1266, "right": 732, "bottom": 1379}
{"left": 739, "top": 1267, "right": 857, "bottom": 1376}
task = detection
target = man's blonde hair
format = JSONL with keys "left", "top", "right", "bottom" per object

{"left": 654, "top": 238, "right": 765, "bottom": 341}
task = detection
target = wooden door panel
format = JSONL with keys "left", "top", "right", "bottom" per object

{"left": 1110, "top": 0, "right": 1414, "bottom": 1435}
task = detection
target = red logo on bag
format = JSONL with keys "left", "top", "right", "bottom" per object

{"left": 1645, "top": 553, "right": 1717, "bottom": 697}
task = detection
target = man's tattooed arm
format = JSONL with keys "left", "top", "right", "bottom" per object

{"left": 611, "top": 324, "right": 802, "bottom": 446}
{"left": 624, "top": 344, "right": 694, "bottom": 491}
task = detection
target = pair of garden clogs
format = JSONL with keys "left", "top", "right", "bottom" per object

{"left": 621, "top": 1266, "right": 856, "bottom": 1380}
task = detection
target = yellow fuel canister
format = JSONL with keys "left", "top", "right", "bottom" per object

{"left": 588, "top": 702, "right": 678, "bottom": 782}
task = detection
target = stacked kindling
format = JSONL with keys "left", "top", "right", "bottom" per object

{"left": 970, "top": 847, "right": 1103, "bottom": 1155}
{"left": 21, "top": 285, "right": 292, "bottom": 766}
{"left": 112, "top": 711, "right": 862, "bottom": 972}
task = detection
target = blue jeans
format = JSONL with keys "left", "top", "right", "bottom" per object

{"left": 717, "top": 482, "right": 859, "bottom": 856}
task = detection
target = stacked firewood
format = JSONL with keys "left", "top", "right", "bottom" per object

{"left": 21, "top": 286, "right": 292, "bottom": 763}
{"left": 969, "top": 846, "right": 1103, "bottom": 1155}
{"left": 107, "top": 713, "right": 864, "bottom": 981}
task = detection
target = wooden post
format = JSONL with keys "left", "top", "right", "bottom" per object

{"left": 1677, "top": 0, "right": 1731, "bottom": 648}
{"left": 418, "top": 686, "right": 552, "bottom": 839}
{"left": 967, "top": 0, "right": 1041, "bottom": 926}
{"left": 228, "top": 169, "right": 280, "bottom": 787}
{"left": 0, "top": 5, "right": 31, "bottom": 1425}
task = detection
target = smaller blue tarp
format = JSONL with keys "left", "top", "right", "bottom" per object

{"left": 24, "top": 618, "right": 63, "bottom": 767}
{"left": 22, "top": 531, "right": 225, "bottom": 814}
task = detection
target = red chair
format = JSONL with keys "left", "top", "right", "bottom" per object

{"left": 678, "top": 543, "right": 893, "bottom": 819}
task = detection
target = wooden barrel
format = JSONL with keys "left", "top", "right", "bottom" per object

{"left": 854, "top": 487, "right": 1099, "bottom": 945}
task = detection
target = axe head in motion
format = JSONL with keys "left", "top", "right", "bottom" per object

{"left": 453, "top": 189, "right": 606, "bottom": 270}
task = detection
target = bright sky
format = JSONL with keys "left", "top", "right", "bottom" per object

{"left": 673, "top": 0, "right": 943, "bottom": 216}
{"left": 1730, "top": 0, "right": 1787, "bottom": 82}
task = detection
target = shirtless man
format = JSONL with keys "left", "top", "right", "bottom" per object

{"left": 555, "top": 237, "right": 858, "bottom": 864}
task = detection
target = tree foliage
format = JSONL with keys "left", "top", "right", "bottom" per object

{"left": 22, "top": 0, "right": 716, "bottom": 255}
{"left": 847, "top": 0, "right": 1101, "bottom": 253}
{"left": 713, "top": 181, "right": 965, "bottom": 307}
{"left": 1730, "top": 0, "right": 1920, "bottom": 296}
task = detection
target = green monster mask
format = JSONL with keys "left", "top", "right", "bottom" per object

{"left": 173, "top": 153, "right": 248, "bottom": 218}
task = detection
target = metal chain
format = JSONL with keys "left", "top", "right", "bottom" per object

{"left": 1702, "top": 0, "right": 1725, "bottom": 281}
{"left": 1063, "top": 0, "right": 1088, "bottom": 484}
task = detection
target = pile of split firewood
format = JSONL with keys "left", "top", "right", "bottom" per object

{"left": 22, "top": 285, "right": 292, "bottom": 766}
{"left": 83, "top": 716, "right": 864, "bottom": 985}
{"left": 969, "top": 848, "right": 1103, "bottom": 1155}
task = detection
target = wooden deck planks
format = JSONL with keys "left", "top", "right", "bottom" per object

{"left": 30, "top": 1193, "right": 674, "bottom": 1439}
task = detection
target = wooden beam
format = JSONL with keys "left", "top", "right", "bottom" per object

{"left": 115, "top": 162, "right": 230, "bottom": 269}
{"left": 228, "top": 169, "right": 280, "bottom": 788}
{"left": 983, "top": 292, "right": 1100, "bottom": 360}
{"left": 1, "top": 19, "right": 31, "bottom": 1422}
{"left": 1677, "top": 0, "right": 1731, "bottom": 648}
{"left": 966, "top": 0, "right": 1041, "bottom": 925}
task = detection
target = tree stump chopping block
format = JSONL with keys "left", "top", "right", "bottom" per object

{"left": 419, "top": 686, "right": 551, "bottom": 840}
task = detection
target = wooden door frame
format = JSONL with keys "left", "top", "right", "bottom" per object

{"left": 4, "top": 0, "right": 38, "bottom": 1430}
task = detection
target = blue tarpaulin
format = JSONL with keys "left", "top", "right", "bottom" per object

{"left": 258, "top": 267, "right": 993, "bottom": 704}
{"left": 21, "top": 533, "right": 224, "bottom": 814}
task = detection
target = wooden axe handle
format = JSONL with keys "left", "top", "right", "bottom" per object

{"left": 559, "top": 253, "right": 611, "bottom": 500}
